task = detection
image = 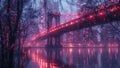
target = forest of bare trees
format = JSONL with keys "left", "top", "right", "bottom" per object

{"left": 0, "top": 0, "right": 23, "bottom": 68}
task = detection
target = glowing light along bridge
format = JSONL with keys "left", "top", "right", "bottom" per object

{"left": 32, "top": 4, "right": 120, "bottom": 41}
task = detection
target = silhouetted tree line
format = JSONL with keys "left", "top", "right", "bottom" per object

{"left": 0, "top": 0, "right": 23, "bottom": 68}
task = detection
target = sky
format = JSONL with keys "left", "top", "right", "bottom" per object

{"left": 28, "top": 0, "right": 79, "bottom": 31}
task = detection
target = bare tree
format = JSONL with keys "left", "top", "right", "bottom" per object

{"left": 0, "top": 0, "right": 23, "bottom": 68}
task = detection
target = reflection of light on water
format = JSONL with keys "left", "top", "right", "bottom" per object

{"left": 91, "top": 49, "right": 94, "bottom": 55}
{"left": 69, "top": 43, "right": 73, "bottom": 47}
{"left": 107, "top": 48, "right": 119, "bottom": 60}
{"left": 78, "top": 48, "right": 81, "bottom": 54}
{"left": 108, "top": 48, "right": 111, "bottom": 54}
{"left": 69, "top": 48, "right": 73, "bottom": 54}
{"left": 31, "top": 52, "right": 57, "bottom": 68}
{"left": 114, "top": 48, "right": 118, "bottom": 54}
{"left": 108, "top": 43, "right": 118, "bottom": 47}
{"left": 87, "top": 48, "right": 90, "bottom": 54}
{"left": 28, "top": 49, "right": 30, "bottom": 55}
{"left": 26, "top": 46, "right": 119, "bottom": 68}
{"left": 108, "top": 48, "right": 118, "bottom": 58}
{"left": 111, "top": 48, "right": 118, "bottom": 54}
{"left": 69, "top": 43, "right": 73, "bottom": 54}
{"left": 37, "top": 49, "right": 39, "bottom": 54}
{"left": 99, "top": 48, "right": 103, "bottom": 54}
{"left": 113, "top": 48, "right": 119, "bottom": 59}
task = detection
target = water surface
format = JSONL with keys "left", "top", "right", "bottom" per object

{"left": 24, "top": 47, "right": 120, "bottom": 68}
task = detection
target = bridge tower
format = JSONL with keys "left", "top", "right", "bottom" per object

{"left": 47, "top": 13, "right": 61, "bottom": 47}
{"left": 45, "top": 0, "right": 61, "bottom": 48}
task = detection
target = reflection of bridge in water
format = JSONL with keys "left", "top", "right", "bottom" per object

{"left": 26, "top": 48, "right": 74, "bottom": 68}
{"left": 25, "top": 47, "right": 120, "bottom": 68}
{"left": 31, "top": 3, "right": 120, "bottom": 47}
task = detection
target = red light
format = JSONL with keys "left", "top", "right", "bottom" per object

{"left": 75, "top": 20, "right": 79, "bottom": 23}
{"left": 51, "top": 29, "right": 53, "bottom": 32}
{"left": 54, "top": 28, "right": 56, "bottom": 31}
{"left": 99, "top": 4, "right": 105, "bottom": 9}
{"left": 89, "top": 15, "right": 94, "bottom": 19}
{"left": 70, "top": 22, "right": 73, "bottom": 25}
{"left": 76, "top": 15, "right": 79, "bottom": 18}
{"left": 58, "top": 27, "right": 61, "bottom": 29}
{"left": 114, "top": 14, "right": 116, "bottom": 17}
{"left": 110, "top": 7, "right": 117, "bottom": 12}
{"left": 98, "top": 12, "right": 105, "bottom": 16}
{"left": 81, "top": 18, "right": 85, "bottom": 21}
{"left": 110, "top": 8, "right": 114, "bottom": 12}
{"left": 110, "top": 0, "right": 114, "bottom": 2}
{"left": 56, "top": 28, "right": 58, "bottom": 30}
{"left": 66, "top": 24, "right": 69, "bottom": 26}
{"left": 62, "top": 25, "right": 64, "bottom": 28}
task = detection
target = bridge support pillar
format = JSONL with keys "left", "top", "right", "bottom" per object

{"left": 46, "top": 37, "right": 53, "bottom": 47}
{"left": 46, "top": 36, "right": 62, "bottom": 48}
{"left": 54, "top": 36, "right": 62, "bottom": 48}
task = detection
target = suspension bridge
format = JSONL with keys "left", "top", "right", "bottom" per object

{"left": 31, "top": 3, "right": 120, "bottom": 47}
